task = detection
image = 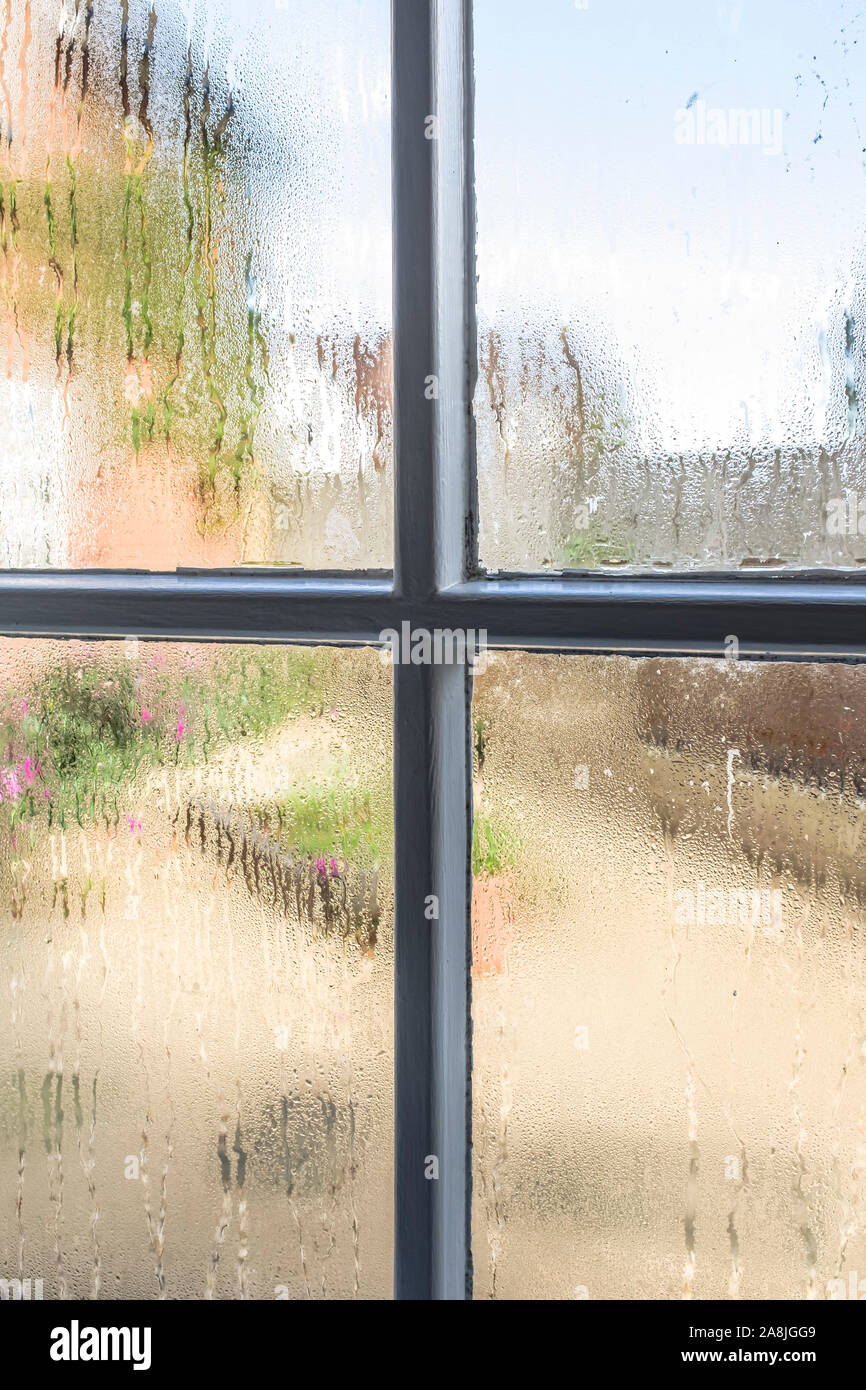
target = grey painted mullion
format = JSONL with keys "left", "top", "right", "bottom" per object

{"left": 392, "top": 0, "right": 474, "bottom": 1300}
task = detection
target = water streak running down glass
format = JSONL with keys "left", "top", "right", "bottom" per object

{"left": 0, "top": 639, "right": 393, "bottom": 1298}
{"left": 474, "top": 0, "right": 866, "bottom": 571}
{"left": 472, "top": 653, "right": 866, "bottom": 1299}
{"left": 0, "top": 0, "right": 392, "bottom": 569}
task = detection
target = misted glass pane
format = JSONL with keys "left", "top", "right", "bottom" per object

{"left": 0, "top": 640, "right": 393, "bottom": 1299}
{"left": 472, "top": 652, "right": 866, "bottom": 1299}
{"left": 474, "top": 0, "right": 866, "bottom": 571}
{"left": 0, "top": 0, "right": 391, "bottom": 568}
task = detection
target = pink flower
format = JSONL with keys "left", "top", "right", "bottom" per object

{"left": 20, "top": 700, "right": 26, "bottom": 715}
{"left": 141, "top": 708, "right": 151, "bottom": 724}
{"left": 330, "top": 857, "right": 339, "bottom": 877}
{"left": 23, "top": 757, "right": 39, "bottom": 785}
{"left": 315, "top": 857, "right": 327, "bottom": 876}
{"left": 127, "top": 814, "right": 142, "bottom": 834}
{"left": 175, "top": 705, "right": 186, "bottom": 742}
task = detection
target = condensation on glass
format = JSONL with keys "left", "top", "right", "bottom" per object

{"left": 0, "top": 1, "right": 391, "bottom": 569}
{"left": 0, "top": 639, "right": 393, "bottom": 1298}
{"left": 474, "top": 0, "right": 866, "bottom": 571}
{"left": 472, "top": 652, "right": 866, "bottom": 1299}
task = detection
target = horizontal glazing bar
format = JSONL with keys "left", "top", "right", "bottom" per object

{"left": 0, "top": 573, "right": 395, "bottom": 643}
{"left": 446, "top": 576, "right": 866, "bottom": 655}
{"left": 0, "top": 571, "right": 865, "bottom": 655}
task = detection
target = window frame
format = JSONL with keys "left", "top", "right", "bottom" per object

{"left": 0, "top": 0, "right": 865, "bottom": 1300}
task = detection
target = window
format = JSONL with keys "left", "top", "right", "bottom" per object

{"left": 0, "top": 640, "right": 393, "bottom": 1299}
{"left": 1, "top": 0, "right": 865, "bottom": 1303}
{"left": 0, "top": 0, "right": 391, "bottom": 569}
{"left": 474, "top": 0, "right": 866, "bottom": 572}
{"left": 472, "top": 654, "right": 866, "bottom": 1299}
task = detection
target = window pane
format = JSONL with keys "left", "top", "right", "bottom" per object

{"left": 0, "top": 640, "right": 393, "bottom": 1299}
{"left": 474, "top": 1, "right": 866, "bottom": 571}
{"left": 0, "top": 0, "right": 391, "bottom": 569}
{"left": 472, "top": 652, "right": 866, "bottom": 1299}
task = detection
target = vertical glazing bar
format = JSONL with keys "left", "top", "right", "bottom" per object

{"left": 392, "top": 0, "right": 475, "bottom": 1299}
{"left": 393, "top": 0, "right": 438, "bottom": 1301}
{"left": 393, "top": 0, "right": 436, "bottom": 605}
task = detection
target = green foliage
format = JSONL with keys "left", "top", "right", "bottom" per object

{"left": 38, "top": 662, "right": 143, "bottom": 776}
{"left": 274, "top": 776, "right": 385, "bottom": 865}
{"left": 10, "top": 662, "right": 158, "bottom": 825}
{"left": 473, "top": 710, "right": 488, "bottom": 770}
{"left": 562, "top": 523, "right": 635, "bottom": 569}
{"left": 197, "top": 647, "right": 321, "bottom": 747}
{"left": 19, "top": 97, "right": 268, "bottom": 518}
{"left": 472, "top": 814, "right": 519, "bottom": 879}
{"left": 0, "top": 648, "right": 343, "bottom": 832}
